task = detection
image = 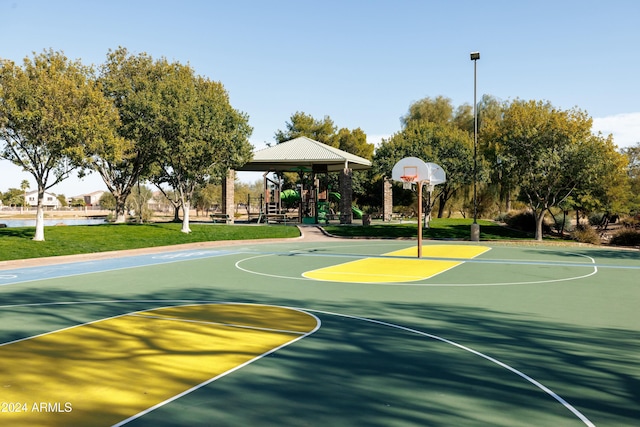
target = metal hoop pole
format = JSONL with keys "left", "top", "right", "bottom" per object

{"left": 417, "top": 180, "right": 423, "bottom": 258}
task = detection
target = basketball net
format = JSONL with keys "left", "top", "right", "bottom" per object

{"left": 400, "top": 175, "right": 417, "bottom": 190}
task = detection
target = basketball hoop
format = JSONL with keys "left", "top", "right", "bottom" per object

{"left": 400, "top": 175, "right": 417, "bottom": 190}
{"left": 391, "top": 157, "right": 447, "bottom": 259}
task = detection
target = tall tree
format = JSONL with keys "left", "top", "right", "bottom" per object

{"left": 333, "top": 127, "right": 374, "bottom": 160}
{"left": 570, "top": 133, "right": 629, "bottom": 221}
{"left": 479, "top": 95, "right": 518, "bottom": 213}
{"left": 494, "top": 100, "right": 609, "bottom": 240}
{"left": 381, "top": 97, "right": 481, "bottom": 217}
{"left": 150, "top": 66, "right": 253, "bottom": 233}
{"left": 0, "top": 50, "right": 119, "bottom": 240}
{"left": 374, "top": 121, "right": 475, "bottom": 217}
{"left": 274, "top": 112, "right": 336, "bottom": 145}
{"left": 621, "top": 142, "right": 640, "bottom": 214}
{"left": 1, "top": 188, "right": 24, "bottom": 207}
{"left": 332, "top": 127, "right": 375, "bottom": 200}
{"left": 20, "top": 179, "right": 29, "bottom": 210}
{"left": 273, "top": 112, "right": 373, "bottom": 201}
{"left": 401, "top": 95, "right": 455, "bottom": 127}
{"left": 92, "top": 47, "right": 166, "bottom": 223}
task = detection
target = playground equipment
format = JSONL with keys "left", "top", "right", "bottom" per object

{"left": 256, "top": 175, "right": 363, "bottom": 225}
{"left": 327, "top": 192, "right": 362, "bottom": 220}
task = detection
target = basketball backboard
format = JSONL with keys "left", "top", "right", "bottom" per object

{"left": 391, "top": 157, "right": 446, "bottom": 187}
{"left": 391, "top": 157, "right": 428, "bottom": 184}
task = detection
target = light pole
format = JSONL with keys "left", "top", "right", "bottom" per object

{"left": 470, "top": 51, "right": 480, "bottom": 242}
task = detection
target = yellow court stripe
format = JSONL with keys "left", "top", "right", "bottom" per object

{"left": 303, "top": 245, "right": 490, "bottom": 283}
{"left": 0, "top": 304, "right": 318, "bottom": 427}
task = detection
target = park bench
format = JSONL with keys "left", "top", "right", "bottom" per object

{"left": 263, "top": 213, "right": 289, "bottom": 224}
{"left": 210, "top": 213, "right": 231, "bottom": 224}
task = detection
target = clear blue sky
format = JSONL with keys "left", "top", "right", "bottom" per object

{"left": 1, "top": 0, "right": 639, "bottom": 196}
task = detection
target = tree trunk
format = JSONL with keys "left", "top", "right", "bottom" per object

{"left": 33, "top": 191, "right": 45, "bottom": 241}
{"left": 534, "top": 210, "right": 545, "bottom": 241}
{"left": 181, "top": 200, "right": 191, "bottom": 233}
{"left": 437, "top": 195, "right": 446, "bottom": 218}
{"left": 173, "top": 205, "right": 181, "bottom": 222}
{"left": 114, "top": 194, "right": 128, "bottom": 224}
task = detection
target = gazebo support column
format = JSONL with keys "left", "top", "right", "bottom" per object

{"left": 339, "top": 168, "right": 353, "bottom": 224}
{"left": 383, "top": 178, "right": 393, "bottom": 221}
{"left": 222, "top": 169, "right": 235, "bottom": 224}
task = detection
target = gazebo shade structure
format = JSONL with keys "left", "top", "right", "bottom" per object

{"left": 236, "top": 136, "right": 372, "bottom": 173}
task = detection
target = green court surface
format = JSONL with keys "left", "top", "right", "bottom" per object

{"left": 0, "top": 239, "right": 638, "bottom": 426}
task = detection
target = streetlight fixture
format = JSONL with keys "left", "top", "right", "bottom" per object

{"left": 470, "top": 51, "right": 480, "bottom": 241}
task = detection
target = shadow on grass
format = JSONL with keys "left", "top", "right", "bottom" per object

{"left": 1, "top": 287, "right": 637, "bottom": 426}
{"left": 0, "top": 227, "right": 34, "bottom": 239}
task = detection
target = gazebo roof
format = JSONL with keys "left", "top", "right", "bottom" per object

{"left": 237, "top": 136, "right": 372, "bottom": 172}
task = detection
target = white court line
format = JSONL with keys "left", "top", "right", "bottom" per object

{"left": 300, "top": 307, "right": 596, "bottom": 427}
{"left": 235, "top": 252, "right": 599, "bottom": 286}
{"left": 0, "top": 299, "right": 594, "bottom": 426}
{"left": 112, "top": 303, "right": 321, "bottom": 426}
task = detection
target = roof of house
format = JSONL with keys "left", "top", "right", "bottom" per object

{"left": 236, "top": 136, "right": 372, "bottom": 172}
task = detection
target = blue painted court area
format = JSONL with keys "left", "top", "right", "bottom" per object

{"left": 0, "top": 249, "right": 239, "bottom": 286}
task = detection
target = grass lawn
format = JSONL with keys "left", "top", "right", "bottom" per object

{"left": 0, "top": 222, "right": 300, "bottom": 262}
{"left": 0, "top": 218, "right": 538, "bottom": 262}
{"left": 324, "top": 218, "right": 533, "bottom": 240}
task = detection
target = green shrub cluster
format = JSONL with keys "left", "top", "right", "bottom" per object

{"left": 550, "top": 211, "right": 573, "bottom": 233}
{"left": 609, "top": 229, "right": 640, "bottom": 247}
{"left": 503, "top": 210, "right": 551, "bottom": 234}
{"left": 588, "top": 212, "right": 606, "bottom": 226}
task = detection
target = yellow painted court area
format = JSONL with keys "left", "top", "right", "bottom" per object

{"left": 0, "top": 304, "right": 318, "bottom": 427}
{"left": 303, "top": 244, "right": 491, "bottom": 283}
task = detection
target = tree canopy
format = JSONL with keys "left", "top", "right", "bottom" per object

{"left": 2, "top": 46, "right": 635, "bottom": 242}
{"left": 0, "top": 49, "right": 120, "bottom": 240}
{"left": 149, "top": 64, "right": 253, "bottom": 233}
{"left": 374, "top": 120, "right": 474, "bottom": 217}
{"left": 93, "top": 47, "right": 168, "bottom": 223}
{"left": 374, "top": 96, "right": 478, "bottom": 218}
{"left": 489, "top": 99, "right": 626, "bottom": 240}
{"left": 274, "top": 111, "right": 336, "bottom": 146}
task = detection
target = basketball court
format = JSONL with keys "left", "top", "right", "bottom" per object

{"left": 0, "top": 232, "right": 638, "bottom": 426}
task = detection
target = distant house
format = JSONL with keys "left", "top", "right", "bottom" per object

{"left": 84, "top": 191, "right": 105, "bottom": 207}
{"left": 68, "top": 190, "right": 106, "bottom": 208}
{"left": 24, "top": 190, "right": 62, "bottom": 209}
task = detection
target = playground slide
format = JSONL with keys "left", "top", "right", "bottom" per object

{"left": 329, "top": 192, "right": 363, "bottom": 219}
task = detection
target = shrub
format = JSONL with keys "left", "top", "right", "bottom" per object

{"left": 588, "top": 212, "right": 606, "bottom": 226}
{"left": 620, "top": 216, "right": 640, "bottom": 229}
{"left": 504, "top": 210, "right": 551, "bottom": 234}
{"left": 495, "top": 212, "right": 509, "bottom": 223}
{"left": 550, "top": 211, "right": 573, "bottom": 233}
{"left": 570, "top": 224, "right": 600, "bottom": 245}
{"left": 609, "top": 229, "right": 640, "bottom": 247}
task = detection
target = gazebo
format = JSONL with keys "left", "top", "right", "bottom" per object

{"left": 231, "top": 136, "right": 372, "bottom": 224}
